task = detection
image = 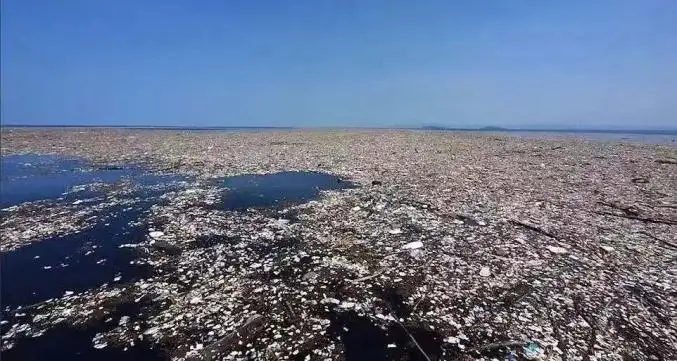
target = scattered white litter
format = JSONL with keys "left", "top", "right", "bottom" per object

{"left": 92, "top": 333, "right": 108, "bottom": 349}
{"left": 401, "top": 241, "right": 423, "bottom": 250}
{"left": 444, "top": 336, "right": 460, "bottom": 344}
{"left": 149, "top": 231, "right": 165, "bottom": 239}
{"left": 388, "top": 228, "right": 403, "bottom": 235}
{"left": 546, "top": 245, "right": 568, "bottom": 254}
{"left": 321, "top": 298, "right": 340, "bottom": 305}
{"left": 338, "top": 301, "right": 356, "bottom": 309}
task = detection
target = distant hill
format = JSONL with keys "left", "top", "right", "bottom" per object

{"left": 419, "top": 125, "right": 677, "bottom": 135}
{"left": 420, "top": 125, "right": 509, "bottom": 131}
{"left": 420, "top": 125, "right": 454, "bottom": 130}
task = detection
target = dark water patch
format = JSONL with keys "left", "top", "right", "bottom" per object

{"left": 327, "top": 311, "right": 443, "bottom": 361}
{"left": 96, "top": 165, "right": 125, "bottom": 171}
{"left": 1, "top": 155, "right": 190, "bottom": 307}
{"left": 1, "top": 326, "right": 163, "bottom": 361}
{"left": 327, "top": 311, "right": 389, "bottom": 361}
{"left": 220, "top": 171, "right": 353, "bottom": 210}
{"left": 386, "top": 323, "right": 443, "bottom": 361}
{"left": 1, "top": 154, "right": 182, "bottom": 208}
{"left": 325, "top": 287, "right": 443, "bottom": 360}
{"left": 1, "top": 302, "right": 166, "bottom": 361}
{"left": 1, "top": 203, "right": 152, "bottom": 307}
{"left": 0, "top": 154, "right": 192, "bottom": 360}
{"left": 373, "top": 286, "right": 414, "bottom": 320}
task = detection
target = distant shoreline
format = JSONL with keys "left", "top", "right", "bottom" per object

{"left": 2, "top": 124, "right": 677, "bottom": 135}
{"left": 418, "top": 126, "right": 677, "bottom": 135}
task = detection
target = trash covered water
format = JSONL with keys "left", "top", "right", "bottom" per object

{"left": 1, "top": 129, "right": 676, "bottom": 361}
{"left": 1, "top": 302, "right": 165, "bottom": 361}
{"left": 1, "top": 153, "right": 362, "bottom": 360}
{"left": 522, "top": 341, "right": 544, "bottom": 360}
{"left": 1, "top": 203, "right": 151, "bottom": 307}
{"left": 0, "top": 154, "right": 190, "bottom": 359}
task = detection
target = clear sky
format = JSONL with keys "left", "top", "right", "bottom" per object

{"left": 2, "top": 0, "right": 676, "bottom": 129}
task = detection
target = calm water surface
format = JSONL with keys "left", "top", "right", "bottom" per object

{"left": 1, "top": 154, "right": 353, "bottom": 361}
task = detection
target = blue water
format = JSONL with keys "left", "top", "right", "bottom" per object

{"left": 0, "top": 155, "right": 187, "bottom": 361}
{"left": 1, "top": 155, "right": 354, "bottom": 361}
{"left": 1, "top": 204, "right": 152, "bottom": 307}
{"left": 1, "top": 156, "right": 353, "bottom": 309}
{"left": 0, "top": 155, "right": 190, "bottom": 306}
{"left": 222, "top": 171, "right": 353, "bottom": 210}
{"left": 0, "top": 155, "right": 181, "bottom": 209}
{"left": 1, "top": 302, "right": 163, "bottom": 361}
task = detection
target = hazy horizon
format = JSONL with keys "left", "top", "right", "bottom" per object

{"left": 2, "top": 1, "right": 676, "bottom": 129}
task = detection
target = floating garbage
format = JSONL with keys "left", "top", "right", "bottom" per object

{"left": 523, "top": 341, "right": 544, "bottom": 360}
{"left": 401, "top": 241, "right": 423, "bottom": 250}
{"left": 1, "top": 129, "right": 676, "bottom": 361}
{"left": 148, "top": 231, "right": 164, "bottom": 239}
{"left": 546, "top": 245, "right": 568, "bottom": 254}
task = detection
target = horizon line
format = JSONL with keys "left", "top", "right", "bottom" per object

{"left": 2, "top": 124, "right": 677, "bottom": 135}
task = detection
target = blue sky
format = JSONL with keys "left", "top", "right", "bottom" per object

{"left": 2, "top": 0, "right": 676, "bottom": 128}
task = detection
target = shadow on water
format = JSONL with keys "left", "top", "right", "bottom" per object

{"left": 220, "top": 171, "right": 354, "bottom": 210}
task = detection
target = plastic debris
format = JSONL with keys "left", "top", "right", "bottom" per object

{"left": 600, "top": 245, "right": 615, "bottom": 252}
{"left": 1, "top": 129, "right": 676, "bottom": 361}
{"left": 148, "top": 231, "right": 164, "bottom": 239}
{"left": 402, "top": 241, "right": 423, "bottom": 250}
{"left": 546, "top": 245, "right": 568, "bottom": 254}
{"left": 522, "top": 341, "right": 544, "bottom": 360}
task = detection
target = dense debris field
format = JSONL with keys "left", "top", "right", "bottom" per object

{"left": 1, "top": 128, "right": 676, "bottom": 361}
